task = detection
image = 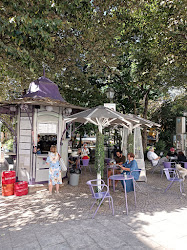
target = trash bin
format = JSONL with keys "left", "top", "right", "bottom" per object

{"left": 69, "top": 169, "right": 81, "bottom": 186}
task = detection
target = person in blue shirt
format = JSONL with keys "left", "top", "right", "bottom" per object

{"left": 119, "top": 152, "right": 140, "bottom": 192}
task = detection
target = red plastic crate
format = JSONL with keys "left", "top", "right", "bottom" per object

{"left": 14, "top": 181, "right": 28, "bottom": 196}
{"left": 2, "top": 171, "right": 16, "bottom": 184}
{"left": 2, "top": 183, "right": 14, "bottom": 196}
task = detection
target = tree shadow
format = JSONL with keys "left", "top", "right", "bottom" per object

{"left": 0, "top": 162, "right": 187, "bottom": 249}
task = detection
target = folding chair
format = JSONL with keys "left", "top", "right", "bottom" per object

{"left": 163, "top": 168, "right": 184, "bottom": 194}
{"left": 150, "top": 160, "right": 163, "bottom": 177}
{"left": 86, "top": 179, "right": 114, "bottom": 218}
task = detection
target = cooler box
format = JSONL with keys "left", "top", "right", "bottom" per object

{"left": 2, "top": 171, "right": 16, "bottom": 184}
{"left": 14, "top": 181, "right": 28, "bottom": 196}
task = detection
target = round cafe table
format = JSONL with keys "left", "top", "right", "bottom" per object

{"left": 108, "top": 174, "right": 136, "bottom": 215}
{"left": 107, "top": 164, "right": 121, "bottom": 180}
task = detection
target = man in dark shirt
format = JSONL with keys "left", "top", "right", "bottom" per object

{"left": 108, "top": 150, "right": 126, "bottom": 186}
{"left": 115, "top": 150, "right": 126, "bottom": 165}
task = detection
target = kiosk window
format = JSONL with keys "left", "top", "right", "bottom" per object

{"left": 37, "top": 134, "right": 57, "bottom": 154}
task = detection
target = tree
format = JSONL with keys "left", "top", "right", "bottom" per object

{"left": 0, "top": 0, "right": 186, "bottom": 151}
{"left": 151, "top": 94, "right": 187, "bottom": 149}
{"left": 0, "top": 0, "right": 123, "bottom": 96}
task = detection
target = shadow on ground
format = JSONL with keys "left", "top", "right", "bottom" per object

{"left": 1, "top": 161, "right": 187, "bottom": 249}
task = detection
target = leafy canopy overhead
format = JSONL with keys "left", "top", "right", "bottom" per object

{"left": 0, "top": 0, "right": 186, "bottom": 112}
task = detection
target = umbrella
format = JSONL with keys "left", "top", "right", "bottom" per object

{"left": 65, "top": 105, "right": 141, "bottom": 132}
{"left": 65, "top": 105, "right": 160, "bottom": 184}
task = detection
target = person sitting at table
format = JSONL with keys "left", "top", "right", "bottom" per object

{"left": 81, "top": 143, "right": 89, "bottom": 159}
{"left": 76, "top": 148, "right": 82, "bottom": 169}
{"left": 167, "top": 147, "right": 178, "bottom": 158}
{"left": 147, "top": 146, "right": 168, "bottom": 167}
{"left": 177, "top": 151, "right": 187, "bottom": 163}
{"left": 69, "top": 148, "right": 82, "bottom": 169}
{"left": 114, "top": 150, "right": 126, "bottom": 165}
{"left": 108, "top": 150, "right": 126, "bottom": 187}
{"left": 119, "top": 153, "right": 140, "bottom": 192}
{"left": 68, "top": 154, "right": 76, "bottom": 169}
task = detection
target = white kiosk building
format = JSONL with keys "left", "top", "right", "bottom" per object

{"left": 0, "top": 75, "right": 84, "bottom": 183}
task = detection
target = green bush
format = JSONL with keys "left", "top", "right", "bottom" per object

{"left": 154, "top": 140, "right": 167, "bottom": 155}
{"left": 5, "top": 138, "right": 14, "bottom": 151}
{"left": 94, "top": 131, "right": 105, "bottom": 177}
{"left": 127, "top": 133, "right": 134, "bottom": 153}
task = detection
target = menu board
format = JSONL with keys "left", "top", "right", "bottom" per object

{"left": 38, "top": 123, "right": 57, "bottom": 134}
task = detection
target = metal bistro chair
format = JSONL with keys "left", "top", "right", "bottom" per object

{"left": 81, "top": 158, "right": 91, "bottom": 173}
{"left": 163, "top": 168, "right": 184, "bottom": 194}
{"left": 150, "top": 160, "right": 164, "bottom": 177}
{"left": 86, "top": 179, "right": 114, "bottom": 218}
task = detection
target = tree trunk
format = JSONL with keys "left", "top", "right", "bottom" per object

{"left": 142, "top": 91, "right": 150, "bottom": 151}
{"left": 134, "top": 102, "right": 137, "bottom": 115}
{"left": 78, "top": 134, "right": 82, "bottom": 148}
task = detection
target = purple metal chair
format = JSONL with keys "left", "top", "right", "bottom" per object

{"left": 164, "top": 162, "right": 172, "bottom": 168}
{"left": 105, "top": 158, "right": 111, "bottom": 165}
{"left": 163, "top": 168, "right": 184, "bottom": 194}
{"left": 86, "top": 179, "right": 114, "bottom": 218}
{"left": 81, "top": 158, "right": 91, "bottom": 173}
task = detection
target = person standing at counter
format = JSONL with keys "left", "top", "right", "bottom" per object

{"left": 46, "top": 145, "right": 62, "bottom": 195}
{"left": 37, "top": 135, "right": 42, "bottom": 154}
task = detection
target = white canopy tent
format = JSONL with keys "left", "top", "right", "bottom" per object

{"left": 65, "top": 105, "right": 160, "bottom": 182}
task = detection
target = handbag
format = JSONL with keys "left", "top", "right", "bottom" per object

{"left": 59, "top": 156, "right": 67, "bottom": 171}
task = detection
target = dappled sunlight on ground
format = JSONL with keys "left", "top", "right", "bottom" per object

{"left": 1, "top": 162, "right": 187, "bottom": 249}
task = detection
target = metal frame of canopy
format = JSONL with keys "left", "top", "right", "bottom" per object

{"left": 65, "top": 105, "right": 160, "bottom": 183}
{"left": 65, "top": 106, "right": 141, "bottom": 131}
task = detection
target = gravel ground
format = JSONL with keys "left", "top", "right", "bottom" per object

{"left": 1, "top": 161, "right": 187, "bottom": 230}
{"left": 1, "top": 161, "right": 187, "bottom": 249}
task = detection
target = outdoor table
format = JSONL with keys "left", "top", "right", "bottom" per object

{"left": 5, "top": 152, "right": 16, "bottom": 159}
{"left": 167, "top": 162, "right": 176, "bottom": 168}
{"left": 107, "top": 174, "right": 136, "bottom": 215}
{"left": 168, "top": 156, "right": 178, "bottom": 162}
{"left": 107, "top": 164, "right": 121, "bottom": 184}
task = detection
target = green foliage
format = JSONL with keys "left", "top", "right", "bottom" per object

{"left": 4, "top": 138, "right": 14, "bottom": 151}
{"left": 94, "top": 131, "right": 105, "bottom": 176}
{"left": 151, "top": 95, "right": 187, "bottom": 148}
{"left": 0, "top": 0, "right": 186, "bottom": 126}
{"left": 154, "top": 140, "right": 167, "bottom": 156}
{"left": 127, "top": 133, "right": 134, "bottom": 154}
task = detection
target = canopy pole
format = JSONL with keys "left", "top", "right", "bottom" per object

{"left": 97, "top": 123, "right": 102, "bottom": 189}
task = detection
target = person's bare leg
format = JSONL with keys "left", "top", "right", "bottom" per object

{"left": 56, "top": 184, "right": 59, "bottom": 193}
{"left": 115, "top": 170, "right": 121, "bottom": 187}
{"left": 49, "top": 180, "right": 53, "bottom": 194}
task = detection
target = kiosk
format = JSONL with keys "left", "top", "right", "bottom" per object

{"left": 0, "top": 74, "right": 85, "bottom": 183}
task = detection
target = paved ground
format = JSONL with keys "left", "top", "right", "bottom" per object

{"left": 1, "top": 159, "right": 187, "bottom": 249}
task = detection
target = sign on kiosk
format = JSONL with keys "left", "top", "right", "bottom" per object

{"left": 38, "top": 123, "right": 57, "bottom": 134}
